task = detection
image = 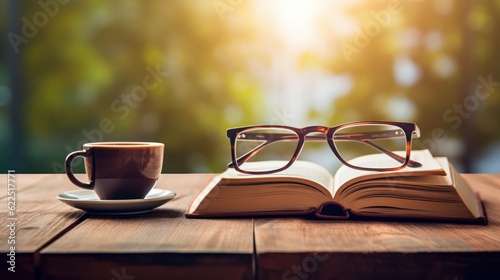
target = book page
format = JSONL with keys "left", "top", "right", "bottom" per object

{"left": 333, "top": 150, "right": 445, "bottom": 197}
{"left": 223, "top": 161, "right": 335, "bottom": 196}
{"left": 187, "top": 174, "right": 224, "bottom": 214}
{"left": 335, "top": 157, "right": 480, "bottom": 220}
{"left": 187, "top": 161, "right": 335, "bottom": 216}
{"left": 449, "top": 163, "right": 481, "bottom": 218}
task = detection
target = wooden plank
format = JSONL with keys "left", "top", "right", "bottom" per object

{"left": 40, "top": 174, "right": 254, "bottom": 280}
{"left": 0, "top": 174, "right": 87, "bottom": 280}
{"left": 255, "top": 174, "right": 500, "bottom": 280}
{"left": 0, "top": 173, "right": 53, "bottom": 199}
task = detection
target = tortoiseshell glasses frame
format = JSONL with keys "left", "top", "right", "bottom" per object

{"left": 227, "top": 121, "right": 421, "bottom": 175}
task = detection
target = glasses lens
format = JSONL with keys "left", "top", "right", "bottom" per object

{"left": 235, "top": 128, "right": 299, "bottom": 172}
{"left": 333, "top": 124, "right": 408, "bottom": 169}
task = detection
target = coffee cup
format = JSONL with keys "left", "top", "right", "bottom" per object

{"left": 65, "top": 142, "right": 164, "bottom": 200}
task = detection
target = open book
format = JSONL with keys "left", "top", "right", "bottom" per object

{"left": 186, "top": 150, "right": 486, "bottom": 224}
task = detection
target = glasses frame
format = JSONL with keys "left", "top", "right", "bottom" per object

{"left": 227, "top": 121, "right": 421, "bottom": 175}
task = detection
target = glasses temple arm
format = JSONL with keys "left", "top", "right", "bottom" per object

{"left": 228, "top": 140, "right": 270, "bottom": 168}
{"left": 228, "top": 133, "right": 299, "bottom": 168}
{"left": 360, "top": 140, "right": 422, "bottom": 168}
{"left": 332, "top": 129, "right": 421, "bottom": 167}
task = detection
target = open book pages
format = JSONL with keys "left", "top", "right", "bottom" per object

{"left": 449, "top": 160, "right": 483, "bottom": 219}
{"left": 186, "top": 149, "right": 485, "bottom": 223}
{"left": 335, "top": 157, "right": 482, "bottom": 219}
{"left": 333, "top": 149, "right": 445, "bottom": 195}
{"left": 226, "top": 160, "right": 334, "bottom": 194}
{"left": 187, "top": 161, "right": 333, "bottom": 215}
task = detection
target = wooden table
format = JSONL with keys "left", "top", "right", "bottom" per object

{"left": 1, "top": 173, "right": 500, "bottom": 280}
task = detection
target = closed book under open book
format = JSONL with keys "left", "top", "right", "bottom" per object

{"left": 186, "top": 150, "right": 487, "bottom": 224}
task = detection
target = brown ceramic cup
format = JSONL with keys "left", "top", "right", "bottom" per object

{"left": 65, "top": 142, "right": 164, "bottom": 200}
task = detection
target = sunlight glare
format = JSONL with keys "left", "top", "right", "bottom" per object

{"left": 264, "top": 0, "right": 325, "bottom": 49}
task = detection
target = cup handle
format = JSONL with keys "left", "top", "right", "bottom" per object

{"left": 65, "top": 150, "right": 94, "bottom": 190}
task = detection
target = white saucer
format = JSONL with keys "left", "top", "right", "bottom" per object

{"left": 57, "top": 189, "right": 176, "bottom": 215}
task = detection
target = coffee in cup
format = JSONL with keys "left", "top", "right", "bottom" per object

{"left": 65, "top": 142, "right": 164, "bottom": 200}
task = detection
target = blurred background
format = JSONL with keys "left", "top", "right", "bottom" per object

{"left": 1, "top": 0, "right": 500, "bottom": 174}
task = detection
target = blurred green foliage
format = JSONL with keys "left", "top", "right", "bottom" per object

{"left": 320, "top": 0, "right": 500, "bottom": 172}
{"left": 1, "top": 0, "right": 500, "bottom": 173}
{"left": 2, "top": 0, "right": 265, "bottom": 173}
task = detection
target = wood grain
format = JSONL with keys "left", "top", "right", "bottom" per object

{"left": 40, "top": 174, "right": 254, "bottom": 280}
{"left": 255, "top": 174, "right": 500, "bottom": 280}
{"left": 4, "top": 173, "right": 500, "bottom": 280}
{"left": 0, "top": 173, "right": 52, "bottom": 199}
{"left": 0, "top": 174, "right": 86, "bottom": 280}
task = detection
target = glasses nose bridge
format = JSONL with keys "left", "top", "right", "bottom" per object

{"left": 301, "top": 126, "right": 330, "bottom": 138}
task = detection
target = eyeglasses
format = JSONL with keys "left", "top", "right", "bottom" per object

{"left": 226, "top": 121, "right": 421, "bottom": 175}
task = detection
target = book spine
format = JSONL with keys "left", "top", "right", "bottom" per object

{"left": 314, "top": 201, "right": 350, "bottom": 219}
